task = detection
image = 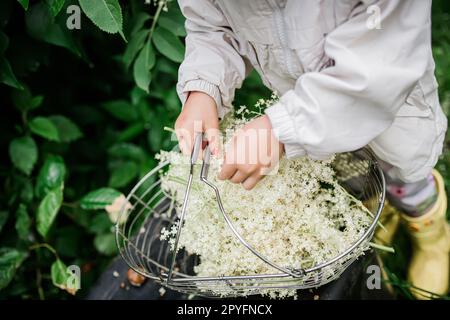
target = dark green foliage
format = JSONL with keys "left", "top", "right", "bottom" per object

{"left": 0, "top": 0, "right": 448, "bottom": 300}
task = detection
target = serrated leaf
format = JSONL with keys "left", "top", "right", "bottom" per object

{"left": 0, "top": 211, "right": 9, "bottom": 234}
{"left": 36, "top": 186, "right": 63, "bottom": 238}
{"left": 0, "top": 248, "right": 28, "bottom": 290}
{"left": 123, "top": 29, "right": 148, "bottom": 69}
{"left": 29, "top": 117, "right": 60, "bottom": 141}
{"left": 9, "top": 136, "right": 38, "bottom": 175}
{"left": 11, "top": 87, "right": 44, "bottom": 112}
{"left": 94, "top": 233, "right": 117, "bottom": 256}
{"left": 17, "top": 0, "right": 29, "bottom": 10}
{"left": 35, "top": 155, "right": 66, "bottom": 199}
{"left": 51, "top": 259, "right": 78, "bottom": 295}
{"left": 45, "top": 0, "right": 65, "bottom": 17}
{"left": 48, "top": 115, "right": 83, "bottom": 142}
{"left": 108, "top": 161, "right": 138, "bottom": 188}
{"left": 0, "top": 58, "right": 23, "bottom": 90}
{"left": 80, "top": 188, "right": 122, "bottom": 210}
{"left": 133, "top": 40, "right": 154, "bottom": 93}
{"left": 152, "top": 27, "right": 184, "bottom": 63}
{"left": 101, "top": 100, "right": 138, "bottom": 122}
{"left": 15, "top": 204, "right": 31, "bottom": 241}
{"left": 78, "top": 0, "right": 125, "bottom": 40}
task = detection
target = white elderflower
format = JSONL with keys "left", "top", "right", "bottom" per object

{"left": 158, "top": 97, "right": 373, "bottom": 298}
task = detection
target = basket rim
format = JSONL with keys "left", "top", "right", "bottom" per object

{"left": 115, "top": 147, "right": 386, "bottom": 281}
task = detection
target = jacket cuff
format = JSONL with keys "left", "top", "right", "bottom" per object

{"left": 265, "top": 102, "right": 306, "bottom": 159}
{"left": 182, "top": 79, "right": 229, "bottom": 119}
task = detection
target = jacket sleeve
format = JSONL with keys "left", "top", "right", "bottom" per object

{"left": 177, "top": 0, "right": 250, "bottom": 119}
{"left": 265, "top": 0, "right": 432, "bottom": 160}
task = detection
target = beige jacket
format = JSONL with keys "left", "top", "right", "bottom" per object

{"left": 176, "top": 0, "right": 447, "bottom": 183}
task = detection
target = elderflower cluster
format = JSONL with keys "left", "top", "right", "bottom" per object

{"left": 157, "top": 97, "right": 372, "bottom": 298}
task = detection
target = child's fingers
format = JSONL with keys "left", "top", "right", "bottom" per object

{"left": 218, "top": 161, "right": 237, "bottom": 181}
{"left": 175, "top": 126, "right": 195, "bottom": 156}
{"left": 241, "top": 173, "right": 262, "bottom": 190}
{"left": 229, "top": 170, "right": 249, "bottom": 184}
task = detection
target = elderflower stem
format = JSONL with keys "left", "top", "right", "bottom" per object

{"left": 335, "top": 183, "right": 387, "bottom": 232}
{"left": 369, "top": 242, "right": 395, "bottom": 253}
{"left": 164, "top": 126, "right": 176, "bottom": 134}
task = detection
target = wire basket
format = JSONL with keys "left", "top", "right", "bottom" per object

{"left": 116, "top": 137, "right": 385, "bottom": 298}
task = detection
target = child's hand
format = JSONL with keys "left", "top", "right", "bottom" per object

{"left": 218, "top": 115, "right": 284, "bottom": 190}
{"left": 175, "top": 91, "right": 220, "bottom": 156}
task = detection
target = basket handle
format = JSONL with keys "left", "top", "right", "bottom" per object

{"left": 166, "top": 132, "right": 204, "bottom": 283}
{"left": 200, "top": 146, "right": 305, "bottom": 278}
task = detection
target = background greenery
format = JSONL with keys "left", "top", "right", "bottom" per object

{"left": 0, "top": 0, "right": 448, "bottom": 299}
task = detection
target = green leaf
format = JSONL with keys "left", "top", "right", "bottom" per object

{"left": 108, "top": 143, "right": 146, "bottom": 162}
{"left": 51, "top": 259, "right": 68, "bottom": 288}
{"left": 0, "top": 211, "right": 9, "bottom": 234}
{"left": 0, "top": 248, "right": 28, "bottom": 290}
{"left": 29, "top": 117, "right": 60, "bottom": 141}
{"left": 17, "top": 0, "right": 29, "bottom": 10}
{"left": 129, "top": 12, "right": 151, "bottom": 36}
{"left": 78, "top": 0, "right": 125, "bottom": 40}
{"left": 48, "top": 115, "right": 83, "bottom": 143}
{"left": 88, "top": 213, "right": 113, "bottom": 234}
{"left": 133, "top": 40, "right": 155, "bottom": 93}
{"left": 80, "top": 188, "right": 122, "bottom": 210}
{"left": 101, "top": 100, "right": 138, "bottom": 122}
{"left": 108, "top": 161, "right": 138, "bottom": 188}
{"left": 15, "top": 204, "right": 31, "bottom": 241}
{"left": 94, "top": 233, "right": 117, "bottom": 255}
{"left": 51, "top": 259, "right": 78, "bottom": 294}
{"left": 117, "top": 122, "right": 145, "bottom": 142}
{"left": 123, "top": 29, "right": 148, "bottom": 69}
{"left": 25, "top": 3, "right": 81, "bottom": 57}
{"left": 11, "top": 87, "right": 44, "bottom": 112}
{"left": 0, "top": 58, "right": 23, "bottom": 90}
{"left": 152, "top": 27, "right": 185, "bottom": 63}
{"left": 158, "top": 15, "right": 186, "bottom": 37}
{"left": 148, "top": 125, "right": 163, "bottom": 152}
{"left": 9, "top": 136, "right": 38, "bottom": 175}
{"left": 130, "top": 86, "right": 147, "bottom": 105}
{"left": 36, "top": 186, "right": 63, "bottom": 238}
{"left": 19, "top": 179, "right": 34, "bottom": 204}
{"left": 35, "top": 155, "right": 66, "bottom": 199}
{"left": 0, "top": 31, "right": 9, "bottom": 54}
{"left": 45, "top": 0, "right": 65, "bottom": 17}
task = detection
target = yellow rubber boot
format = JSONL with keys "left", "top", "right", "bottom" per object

{"left": 402, "top": 169, "right": 450, "bottom": 300}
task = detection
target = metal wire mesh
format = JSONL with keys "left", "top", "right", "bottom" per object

{"left": 116, "top": 147, "right": 385, "bottom": 297}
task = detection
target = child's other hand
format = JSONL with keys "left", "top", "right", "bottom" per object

{"left": 218, "top": 115, "right": 284, "bottom": 190}
{"left": 175, "top": 91, "right": 220, "bottom": 156}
